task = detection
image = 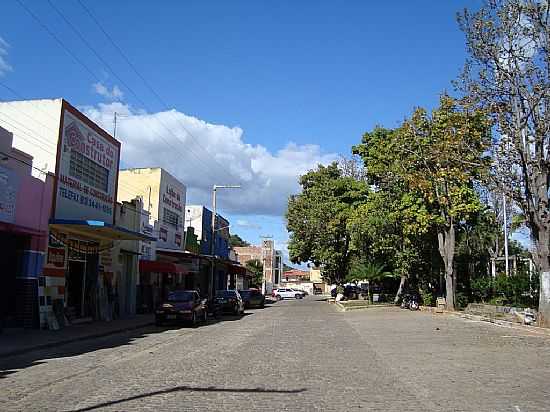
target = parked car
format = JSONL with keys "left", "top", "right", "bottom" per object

{"left": 291, "top": 288, "right": 307, "bottom": 297}
{"left": 239, "top": 289, "right": 265, "bottom": 308}
{"left": 155, "top": 290, "right": 207, "bottom": 326}
{"left": 343, "top": 285, "right": 369, "bottom": 300}
{"left": 273, "top": 288, "right": 304, "bottom": 300}
{"left": 215, "top": 290, "right": 245, "bottom": 315}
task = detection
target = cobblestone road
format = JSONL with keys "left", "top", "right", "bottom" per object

{"left": 1, "top": 298, "right": 550, "bottom": 411}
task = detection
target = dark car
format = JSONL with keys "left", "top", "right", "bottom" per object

{"left": 155, "top": 290, "right": 207, "bottom": 326}
{"left": 239, "top": 289, "right": 265, "bottom": 309}
{"left": 215, "top": 290, "right": 245, "bottom": 315}
{"left": 344, "top": 285, "right": 368, "bottom": 300}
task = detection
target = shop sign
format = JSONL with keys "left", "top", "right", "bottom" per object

{"left": 54, "top": 106, "right": 120, "bottom": 224}
{"left": 47, "top": 247, "right": 66, "bottom": 268}
{"left": 0, "top": 165, "right": 18, "bottom": 224}
{"left": 157, "top": 172, "right": 186, "bottom": 250}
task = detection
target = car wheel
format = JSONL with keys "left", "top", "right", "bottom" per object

{"left": 202, "top": 310, "right": 208, "bottom": 323}
{"left": 276, "top": 295, "right": 282, "bottom": 301}
{"left": 260, "top": 301, "right": 265, "bottom": 308}
{"left": 234, "top": 304, "right": 240, "bottom": 315}
{"left": 191, "top": 312, "right": 197, "bottom": 327}
{"left": 295, "top": 294, "right": 301, "bottom": 299}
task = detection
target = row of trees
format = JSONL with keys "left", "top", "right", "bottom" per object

{"left": 286, "top": 0, "right": 550, "bottom": 325}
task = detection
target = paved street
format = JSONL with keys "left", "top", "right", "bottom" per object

{"left": 1, "top": 298, "right": 550, "bottom": 412}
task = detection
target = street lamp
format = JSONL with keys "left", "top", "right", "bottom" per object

{"left": 209, "top": 185, "right": 240, "bottom": 299}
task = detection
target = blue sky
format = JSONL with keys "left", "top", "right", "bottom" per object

{"left": 0, "top": 0, "right": 483, "bottom": 262}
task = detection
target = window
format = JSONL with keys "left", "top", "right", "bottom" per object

{"left": 69, "top": 150, "right": 109, "bottom": 192}
{"left": 163, "top": 208, "right": 179, "bottom": 228}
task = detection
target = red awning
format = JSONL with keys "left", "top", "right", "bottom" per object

{"left": 139, "top": 260, "right": 187, "bottom": 274}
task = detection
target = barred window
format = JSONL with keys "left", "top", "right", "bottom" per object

{"left": 163, "top": 208, "right": 179, "bottom": 228}
{"left": 69, "top": 150, "right": 109, "bottom": 192}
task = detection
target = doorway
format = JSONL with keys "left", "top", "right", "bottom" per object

{"left": 66, "top": 260, "right": 85, "bottom": 318}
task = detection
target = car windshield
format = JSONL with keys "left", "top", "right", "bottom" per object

{"left": 239, "top": 290, "right": 251, "bottom": 297}
{"left": 167, "top": 291, "right": 195, "bottom": 302}
{"left": 216, "top": 290, "right": 237, "bottom": 297}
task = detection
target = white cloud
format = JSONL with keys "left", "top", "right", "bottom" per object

{"left": 236, "top": 219, "right": 262, "bottom": 230}
{"left": 92, "top": 82, "right": 124, "bottom": 100}
{"left": 84, "top": 102, "right": 337, "bottom": 216}
{"left": 0, "top": 37, "right": 12, "bottom": 76}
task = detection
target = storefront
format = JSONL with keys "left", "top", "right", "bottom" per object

{"left": 0, "top": 126, "right": 53, "bottom": 330}
{"left": 137, "top": 260, "right": 187, "bottom": 312}
{"left": 39, "top": 101, "right": 153, "bottom": 328}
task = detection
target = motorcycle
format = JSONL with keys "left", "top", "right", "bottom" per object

{"left": 400, "top": 293, "right": 419, "bottom": 311}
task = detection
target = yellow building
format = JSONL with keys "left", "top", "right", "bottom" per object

{"left": 310, "top": 266, "right": 330, "bottom": 294}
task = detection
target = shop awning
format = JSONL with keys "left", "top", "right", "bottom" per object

{"left": 49, "top": 219, "right": 156, "bottom": 242}
{"left": 139, "top": 260, "right": 187, "bottom": 274}
{"left": 229, "top": 263, "right": 248, "bottom": 276}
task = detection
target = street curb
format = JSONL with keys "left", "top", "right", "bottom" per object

{"left": 419, "top": 306, "right": 550, "bottom": 337}
{"left": 0, "top": 321, "right": 154, "bottom": 359}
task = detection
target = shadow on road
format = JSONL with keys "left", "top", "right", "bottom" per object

{"left": 69, "top": 385, "right": 308, "bottom": 412}
{"left": 0, "top": 313, "right": 256, "bottom": 380}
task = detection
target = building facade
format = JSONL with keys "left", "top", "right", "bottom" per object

{"left": 118, "top": 168, "right": 188, "bottom": 310}
{"left": 0, "top": 99, "right": 149, "bottom": 329}
{"left": 0, "top": 126, "right": 53, "bottom": 329}
{"left": 234, "top": 240, "right": 282, "bottom": 294}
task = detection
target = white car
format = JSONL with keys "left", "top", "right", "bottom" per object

{"left": 273, "top": 288, "right": 304, "bottom": 300}
{"left": 291, "top": 288, "right": 307, "bottom": 297}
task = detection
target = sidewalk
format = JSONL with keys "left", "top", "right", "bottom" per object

{"left": 0, "top": 314, "right": 154, "bottom": 359}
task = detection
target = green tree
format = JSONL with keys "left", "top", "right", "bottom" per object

{"left": 245, "top": 259, "right": 263, "bottom": 287}
{"left": 286, "top": 163, "right": 369, "bottom": 285}
{"left": 230, "top": 234, "right": 250, "bottom": 248}
{"left": 353, "top": 97, "right": 490, "bottom": 310}
{"left": 346, "top": 261, "right": 395, "bottom": 302}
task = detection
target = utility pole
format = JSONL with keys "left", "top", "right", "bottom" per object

{"left": 113, "top": 112, "right": 118, "bottom": 138}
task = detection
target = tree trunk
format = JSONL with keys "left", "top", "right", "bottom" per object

{"left": 394, "top": 275, "right": 407, "bottom": 303}
{"left": 535, "top": 228, "right": 550, "bottom": 327}
{"left": 438, "top": 224, "right": 456, "bottom": 310}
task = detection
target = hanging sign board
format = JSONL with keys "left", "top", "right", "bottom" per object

{"left": 53, "top": 102, "right": 120, "bottom": 224}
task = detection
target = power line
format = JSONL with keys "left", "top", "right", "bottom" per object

{"left": 14, "top": 1, "right": 229, "bottom": 186}
{"left": 75, "top": 0, "right": 240, "bottom": 183}
{"left": 44, "top": 0, "right": 238, "bottom": 185}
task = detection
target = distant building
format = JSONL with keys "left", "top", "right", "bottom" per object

{"left": 234, "top": 240, "right": 282, "bottom": 294}
{"left": 185, "top": 205, "right": 230, "bottom": 259}
{"left": 282, "top": 269, "right": 310, "bottom": 283}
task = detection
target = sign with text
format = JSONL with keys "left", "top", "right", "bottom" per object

{"left": 157, "top": 172, "right": 186, "bottom": 250}
{"left": 47, "top": 247, "right": 66, "bottom": 268}
{"left": 54, "top": 106, "right": 120, "bottom": 224}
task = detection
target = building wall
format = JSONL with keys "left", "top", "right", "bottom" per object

{"left": 118, "top": 168, "right": 186, "bottom": 251}
{"left": 185, "top": 205, "right": 230, "bottom": 259}
{"left": 234, "top": 246, "right": 262, "bottom": 265}
{"left": 108, "top": 199, "right": 142, "bottom": 318}
{"left": 0, "top": 126, "right": 54, "bottom": 328}
{"left": 309, "top": 267, "right": 323, "bottom": 283}
{"left": 0, "top": 99, "right": 63, "bottom": 180}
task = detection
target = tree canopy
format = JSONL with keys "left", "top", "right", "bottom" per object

{"left": 286, "top": 163, "right": 369, "bottom": 285}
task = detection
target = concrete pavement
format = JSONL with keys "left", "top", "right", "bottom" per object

{"left": 1, "top": 298, "right": 549, "bottom": 411}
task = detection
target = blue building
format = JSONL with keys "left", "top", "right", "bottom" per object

{"left": 185, "top": 205, "right": 231, "bottom": 291}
